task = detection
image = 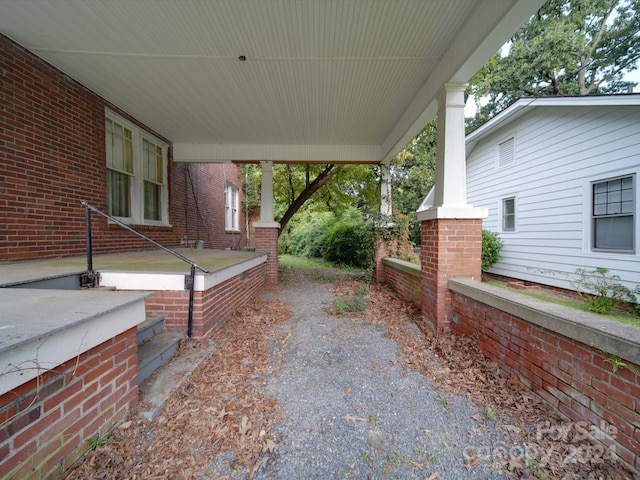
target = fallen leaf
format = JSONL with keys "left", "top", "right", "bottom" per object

{"left": 118, "top": 421, "right": 132, "bottom": 430}
{"left": 262, "top": 438, "right": 276, "bottom": 453}
{"left": 342, "top": 414, "right": 368, "bottom": 424}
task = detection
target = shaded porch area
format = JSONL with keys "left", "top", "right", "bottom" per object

{"left": 0, "top": 248, "right": 267, "bottom": 339}
{"left": 0, "top": 248, "right": 263, "bottom": 288}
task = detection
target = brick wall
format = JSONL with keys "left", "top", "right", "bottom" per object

{"left": 380, "top": 260, "right": 640, "bottom": 473}
{"left": 380, "top": 257, "right": 421, "bottom": 307}
{"left": 172, "top": 163, "right": 246, "bottom": 251}
{"left": 420, "top": 218, "right": 482, "bottom": 332}
{"left": 0, "top": 328, "right": 138, "bottom": 479}
{"left": 253, "top": 227, "right": 279, "bottom": 284}
{"left": 0, "top": 34, "right": 244, "bottom": 262}
{"left": 143, "top": 261, "right": 267, "bottom": 338}
{"left": 451, "top": 290, "right": 640, "bottom": 473}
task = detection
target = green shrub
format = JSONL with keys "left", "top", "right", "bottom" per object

{"left": 570, "top": 267, "right": 630, "bottom": 315}
{"left": 324, "top": 218, "right": 372, "bottom": 268}
{"left": 481, "top": 229, "right": 503, "bottom": 271}
{"left": 287, "top": 211, "right": 333, "bottom": 258}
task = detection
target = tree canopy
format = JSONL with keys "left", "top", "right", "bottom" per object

{"left": 467, "top": 0, "right": 640, "bottom": 129}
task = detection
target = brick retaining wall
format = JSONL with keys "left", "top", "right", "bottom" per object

{"left": 144, "top": 261, "right": 267, "bottom": 338}
{"left": 380, "top": 259, "right": 640, "bottom": 473}
{"left": 0, "top": 328, "right": 138, "bottom": 479}
{"left": 381, "top": 257, "right": 421, "bottom": 307}
{"left": 449, "top": 280, "right": 640, "bottom": 473}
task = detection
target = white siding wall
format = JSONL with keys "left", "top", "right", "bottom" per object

{"left": 466, "top": 104, "right": 640, "bottom": 292}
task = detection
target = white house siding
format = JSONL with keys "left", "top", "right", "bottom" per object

{"left": 466, "top": 103, "right": 640, "bottom": 293}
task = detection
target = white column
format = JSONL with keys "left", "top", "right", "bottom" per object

{"left": 434, "top": 83, "right": 467, "bottom": 207}
{"left": 417, "top": 83, "right": 487, "bottom": 221}
{"left": 255, "top": 160, "right": 280, "bottom": 227}
{"left": 380, "top": 164, "right": 392, "bottom": 217}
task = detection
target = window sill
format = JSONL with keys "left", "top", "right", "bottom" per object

{"left": 590, "top": 249, "right": 635, "bottom": 255}
{"left": 108, "top": 218, "right": 173, "bottom": 229}
{"left": 225, "top": 230, "right": 241, "bottom": 234}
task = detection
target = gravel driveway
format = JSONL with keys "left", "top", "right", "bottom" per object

{"left": 67, "top": 267, "right": 635, "bottom": 479}
{"left": 247, "top": 270, "right": 511, "bottom": 479}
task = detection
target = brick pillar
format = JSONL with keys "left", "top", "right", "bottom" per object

{"left": 254, "top": 225, "right": 279, "bottom": 284}
{"left": 373, "top": 237, "right": 388, "bottom": 283}
{"left": 420, "top": 217, "right": 482, "bottom": 333}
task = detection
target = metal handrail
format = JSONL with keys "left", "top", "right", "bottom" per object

{"left": 80, "top": 200, "right": 209, "bottom": 339}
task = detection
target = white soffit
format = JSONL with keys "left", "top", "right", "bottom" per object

{"left": 0, "top": 1, "right": 545, "bottom": 163}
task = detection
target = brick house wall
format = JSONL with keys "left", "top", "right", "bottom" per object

{"left": 0, "top": 34, "right": 245, "bottom": 262}
{"left": 0, "top": 328, "right": 138, "bottom": 479}
{"left": 173, "top": 162, "right": 246, "bottom": 251}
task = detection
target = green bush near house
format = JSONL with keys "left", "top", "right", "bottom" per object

{"left": 481, "top": 230, "right": 503, "bottom": 272}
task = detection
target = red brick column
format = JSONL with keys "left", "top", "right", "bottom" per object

{"left": 420, "top": 218, "right": 482, "bottom": 333}
{"left": 254, "top": 225, "right": 280, "bottom": 284}
{"left": 373, "top": 237, "right": 391, "bottom": 283}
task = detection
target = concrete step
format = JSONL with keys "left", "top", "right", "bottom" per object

{"left": 137, "top": 332, "right": 183, "bottom": 385}
{"left": 136, "top": 314, "right": 166, "bottom": 345}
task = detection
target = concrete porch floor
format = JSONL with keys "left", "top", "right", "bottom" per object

{"left": 0, "top": 248, "right": 263, "bottom": 288}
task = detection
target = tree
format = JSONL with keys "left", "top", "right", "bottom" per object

{"left": 390, "top": 119, "right": 437, "bottom": 243}
{"left": 467, "top": 0, "right": 640, "bottom": 129}
{"left": 277, "top": 164, "right": 343, "bottom": 235}
{"left": 270, "top": 163, "right": 380, "bottom": 236}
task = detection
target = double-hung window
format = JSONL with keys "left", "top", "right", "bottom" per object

{"left": 502, "top": 197, "right": 516, "bottom": 232}
{"left": 105, "top": 119, "right": 133, "bottom": 218}
{"left": 225, "top": 183, "right": 239, "bottom": 231}
{"left": 142, "top": 138, "right": 164, "bottom": 221}
{"left": 105, "top": 111, "right": 168, "bottom": 225}
{"left": 592, "top": 175, "right": 634, "bottom": 252}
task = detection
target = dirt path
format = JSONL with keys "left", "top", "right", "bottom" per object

{"left": 65, "top": 268, "right": 636, "bottom": 480}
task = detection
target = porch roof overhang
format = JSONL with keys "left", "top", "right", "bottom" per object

{"left": 0, "top": 0, "right": 544, "bottom": 165}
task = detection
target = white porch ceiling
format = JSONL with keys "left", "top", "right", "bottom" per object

{"left": 0, "top": 0, "right": 544, "bottom": 164}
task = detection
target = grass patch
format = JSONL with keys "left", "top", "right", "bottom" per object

{"left": 329, "top": 282, "right": 370, "bottom": 316}
{"left": 279, "top": 254, "right": 331, "bottom": 269}
{"left": 330, "top": 296, "right": 367, "bottom": 315}
{"left": 486, "top": 280, "right": 640, "bottom": 329}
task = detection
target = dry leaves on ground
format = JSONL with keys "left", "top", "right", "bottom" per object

{"left": 358, "top": 282, "right": 636, "bottom": 480}
{"left": 66, "top": 276, "right": 636, "bottom": 480}
{"left": 65, "top": 293, "right": 291, "bottom": 480}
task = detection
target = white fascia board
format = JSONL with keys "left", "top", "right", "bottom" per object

{"left": 200, "top": 254, "right": 267, "bottom": 291}
{"left": 0, "top": 289, "right": 147, "bottom": 395}
{"left": 100, "top": 271, "right": 186, "bottom": 291}
{"left": 99, "top": 255, "right": 268, "bottom": 292}
{"left": 465, "top": 94, "right": 640, "bottom": 152}
{"left": 465, "top": 99, "right": 534, "bottom": 152}
{"left": 380, "top": 0, "right": 546, "bottom": 165}
{"left": 173, "top": 144, "right": 381, "bottom": 163}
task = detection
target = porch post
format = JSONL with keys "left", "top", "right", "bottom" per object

{"left": 380, "top": 164, "right": 392, "bottom": 217}
{"left": 254, "top": 160, "right": 280, "bottom": 284}
{"left": 373, "top": 164, "right": 393, "bottom": 283}
{"left": 417, "top": 83, "right": 487, "bottom": 333}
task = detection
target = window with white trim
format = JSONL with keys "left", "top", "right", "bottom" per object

{"left": 502, "top": 197, "right": 516, "bottom": 232}
{"left": 592, "top": 175, "right": 634, "bottom": 252}
{"left": 105, "top": 111, "right": 168, "bottom": 225}
{"left": 225, "top": 183, "right": 239, "bottom": 231}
